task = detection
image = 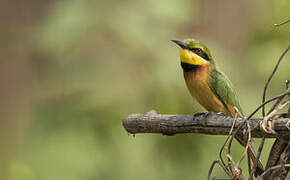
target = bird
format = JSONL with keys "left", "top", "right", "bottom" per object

{"left": 171, "top": 39, "right": 264, "bottom": 176}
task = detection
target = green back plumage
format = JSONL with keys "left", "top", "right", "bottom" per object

{"left": 210, "top": 69, "right": 243, "bottom": 114}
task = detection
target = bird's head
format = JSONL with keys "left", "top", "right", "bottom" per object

{"left": 171, "top": 39, "right": 214, "bottom": 68}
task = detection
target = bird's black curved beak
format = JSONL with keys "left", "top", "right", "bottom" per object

{"left": 171, "top": 40, "right": 189, "bottom": 50}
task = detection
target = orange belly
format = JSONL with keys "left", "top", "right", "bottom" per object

{"left": 183, "top": 67, "right": 232, "bottom": 114}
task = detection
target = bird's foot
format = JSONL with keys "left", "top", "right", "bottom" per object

{"left": 193, "top": 112, "right": 206, "bottom": 116}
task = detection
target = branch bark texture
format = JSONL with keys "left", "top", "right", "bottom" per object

{"left": 123, "top": 110, "right": 290, "bottom": 138}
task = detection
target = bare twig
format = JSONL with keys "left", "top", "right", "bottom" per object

{"left": 251, "top": 137, "right": 265, "bottom": 179}
{"left": 226, "top": 113, "right": 239, "bottom": 175}
{"left": 217, "top": 113, "right": 238, "bottom": 176}
{"left": 211, "top": 111, "right": 240, "bottom": 179}
{"left": 227, "top": 154, "right": 237, "bottom": 170}
{"left": 265, "top": 138, "right": 289, "bottom": 169}
{"left": 234, "top": 108, "right": 251, "bottom": 170}
{"left": 264, "top": 137, "right": 290, "bottom": 179}
{"left": 222, "top": 90, "right": 290, "bottom": 178}
{"left": 286, "top": 79, "right": 290, "bottom": 89}
{"left": 262, "top": 99, "right": 290, "bottom": 134}
{"left": 261, "top": 45, "right": 290, "bottom": 117}
{"left": 225, "top": 91, "right": 290, "bottom": 165}
{"left": 249, "top": 21, "right": 290, "bottom": 177}
{"left": 267, "top": 93, "right": 287, "bottom": 116}
{"left": 207, "top": 160, "right": 232, "bottom": 180}
{"left": 274, "top": 19, "right": 290, "bottom": 27}
{"left": 258, "top": 164, "right": 290, "bottom": 179}
{"left": 249, "top": 89, "right": 290, "bottom": 120}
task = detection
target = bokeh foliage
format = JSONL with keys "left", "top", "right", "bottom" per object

{"left": 0, "top": 0, "right": 289, "bottom": 179}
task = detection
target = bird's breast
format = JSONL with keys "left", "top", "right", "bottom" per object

{"left": 183, "top": 66, "right": 226, "bottom": 113}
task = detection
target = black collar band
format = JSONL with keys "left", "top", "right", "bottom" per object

{"left": 181, "top": 62, "right": 200, "bottom": 71}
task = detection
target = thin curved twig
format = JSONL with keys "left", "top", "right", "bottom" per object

{"left": 207, "top": 160, "right": 232, "bottom": 180}
{"left": 226, "top": 113, "right": 238, "bottom": 175}
{"left": 274, "top": 19, "right": 290, "bottom": 27}
{"left": 250, "top": 45, "right": 290, "bottom": 178}
{"left": 258, "top": 164, "right": 290, "bottom": 179}
{"left": 234, "top": 108, "right": 251, "bottom": 170}
{"left": 262, "top": 99, "right": 290, "bottom": 133}
{"left": 250, "top": 137, "right": 265, "bottom": 178}
{"left": 261, "top": 45, "right": 290, "bottom": 117}
{"left": 206, "top": 25, "right": 290, "bottom": 179}
{"left": 213, "top": 112, "right": 238, "bottom": 179}
{"left": 249, "top": 89, "right": 290, "bottom": 119}
{"left": 226, "top": 90, "right": 290, "bottom": 151}
{"left": 253, "top": 103, "right": 288, "bottom": 178}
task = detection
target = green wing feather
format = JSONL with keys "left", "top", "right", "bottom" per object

{"left": 210, "top": 69, "right": 243, "bottom": 114}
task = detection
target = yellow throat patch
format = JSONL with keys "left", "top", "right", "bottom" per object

{"left": 179, "top": 49, "right": 209, "bottom": 65}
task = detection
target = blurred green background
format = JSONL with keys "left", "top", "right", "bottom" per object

{"left": 0, "top": 0, "right": 289, "bottom": 179}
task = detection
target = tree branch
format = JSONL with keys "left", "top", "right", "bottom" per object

{"left": 122, "top": 110, "right": 290, "bottom": 138}
{"left": 263, "top": 137, "right": 290, "bottom": 179}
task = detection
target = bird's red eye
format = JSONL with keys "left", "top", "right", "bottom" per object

{"left": 194, "top": 48, "right": 202, "bottom": 54}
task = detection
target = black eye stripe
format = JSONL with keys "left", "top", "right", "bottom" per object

{"left": 190, "top": 48, "right": 210, "bottom": 61}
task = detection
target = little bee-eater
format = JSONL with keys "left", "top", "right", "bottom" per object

{"left": 171, "top": 39, "right": 264, "bottom": 176}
